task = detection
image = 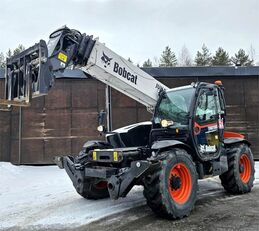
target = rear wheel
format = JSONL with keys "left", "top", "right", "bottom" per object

{"left": 143, "top": 149, "right": 198, "bottom": 219}
{"left": 220, "top": 143, "right": 255, "bottom": 194}
{"left": 78, "top": 177, "right": 109, "bottom": 200}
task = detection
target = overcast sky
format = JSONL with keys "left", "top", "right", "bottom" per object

{"left": 0, "top": 0, "right": 258, "bottom": 65}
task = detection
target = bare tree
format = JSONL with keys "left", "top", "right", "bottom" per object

{"left": 178, "top": 45, "right": 192, "bottom": 66}
{"left": 152, "top": 56, "right": 160, "bottom": 67}
{"left": 248, "top": 45, "right": 256, "bottom": 62}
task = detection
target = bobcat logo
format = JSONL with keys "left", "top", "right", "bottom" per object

{"left": 101, "top": 52, "right": 113, "bottom": 68}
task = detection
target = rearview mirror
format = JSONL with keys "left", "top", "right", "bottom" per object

{"left": 97, "top": 110, "right": 107, "bottom": 134}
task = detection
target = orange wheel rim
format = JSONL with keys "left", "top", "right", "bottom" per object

{"left": 239, "top": 154, "right": 251, "bottom": 184}
{"left": 169, "top": 163, "right": 192, "bottom": 204}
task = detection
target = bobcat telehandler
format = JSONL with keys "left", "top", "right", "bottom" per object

{"left": 0, "top": 26, "right": 255, "bottom": 219}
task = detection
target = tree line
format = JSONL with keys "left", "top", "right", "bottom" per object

{"left": 143, "top": 44, "right": 255, "bottom": 67}
{"left": 0, "top": 44, "right": 256, "bottom": 69}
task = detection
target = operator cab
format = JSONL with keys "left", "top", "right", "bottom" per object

{"left": 151, "top": 82, "right": 226, "bottom": 162}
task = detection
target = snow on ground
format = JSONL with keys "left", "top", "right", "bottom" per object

{"left": 0, "top": 161, "right": 258, "bottom": 230}
{"left": 0, "top": 162, "right": 145, "bottom": 230}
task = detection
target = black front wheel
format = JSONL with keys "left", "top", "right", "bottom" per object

{"left": 143, "top": 148, "right": 198, "bottom": 219}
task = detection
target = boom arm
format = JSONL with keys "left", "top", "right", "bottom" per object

{"left": 0, "top": 26, "right": 168, "bottom": 111}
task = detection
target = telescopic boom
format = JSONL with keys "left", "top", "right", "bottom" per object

{"left": 0, "top": 26, "right": 168, "bottom": 111}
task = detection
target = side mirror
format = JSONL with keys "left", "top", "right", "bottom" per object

{"left": 97, "top": 110, "right": 107, "bottom": 134}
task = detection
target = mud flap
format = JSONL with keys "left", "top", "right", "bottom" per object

{"left": 212, "top": 154, "right": 228, "bottom": 176}
{"left": 107, "top": 161, "right": 158, "bottom": 200}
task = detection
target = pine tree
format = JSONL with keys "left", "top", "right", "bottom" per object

{"left": 1, "top": 45, "right": 26, "bottom": 68}
{"left": 159, "top": 46, "right": 177, "bottom": 67}
{"left": 13, "top": 44, "right": 25, "bottom": 56}
{"left": 194, "top": 44, "right": 212, "bottom": 66}
{"left": 6, "top": 45, "right": 26, "bottom": 59}
{"left": 178, "top": 45, "right": 192, "bottom": 66}
{"left": 231, "top": 49, "right": 253, "bottom": 66}
{"left": 211, "top": 47, "right": 231, "bottom": 66}
{"left": 142, "top": 58, "right": 152, "bottom": 67}
{"left": 6, "top": 49, "right": 12, "bottom": 59}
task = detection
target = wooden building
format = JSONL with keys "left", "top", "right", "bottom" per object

{"left": 0, "top": 66, "right": 259, "bottom": 164}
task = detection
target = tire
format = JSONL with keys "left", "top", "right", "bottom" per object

{"left": 219, "top": 143, "right": 255, "bottom": 194}
{"left": 78, "top": 177, "right": 109, "bottom": 200}
{"left": 143, "top": 148, "right": 198, "bottom": 219}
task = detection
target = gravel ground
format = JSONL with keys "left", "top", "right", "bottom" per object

{"left": 86, "top": 186, "right": 259, "bottom": 231}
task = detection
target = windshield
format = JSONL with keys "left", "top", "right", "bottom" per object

{"left": 154, "top": 87, "right": 195, "bottom": 127}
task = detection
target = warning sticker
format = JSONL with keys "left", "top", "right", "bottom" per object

{"left": 58, "top": 52, "right": 68, "bottom": 63}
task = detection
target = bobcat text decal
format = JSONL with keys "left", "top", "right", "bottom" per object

{"left": 113, "top": 62, "right": 137, "bottom": 85}
{"left": 101, "top": 52, "right": 137, "bottom": 85}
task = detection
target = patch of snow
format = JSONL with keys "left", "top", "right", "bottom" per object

{"left": 0, "top": 162, "right": 145, "bottom": 230}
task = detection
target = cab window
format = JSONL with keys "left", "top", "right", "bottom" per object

{"left": 195, "top": 90, "right": 217, "bottom": 124}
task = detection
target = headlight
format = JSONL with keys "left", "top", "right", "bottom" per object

{"left": 97, "top": 125, "right": 104, "bottom": 132}
{"left": 161, "top": 119, "right": 174, "bottom": 128}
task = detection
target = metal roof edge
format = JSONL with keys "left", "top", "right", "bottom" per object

{"left": 142, "top": 66, "right": 259, "bottom": 78}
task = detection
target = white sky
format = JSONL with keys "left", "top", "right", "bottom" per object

{"left": 0, "top": 0, "right": 258, "bottom": 65}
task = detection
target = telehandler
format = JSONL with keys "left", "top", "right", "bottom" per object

{"left": 0, "top": 26, "right": 254, "bottom": 219}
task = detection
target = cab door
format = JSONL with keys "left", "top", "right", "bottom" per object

{"left": 193, "top": 87, "right": 224, "bottom": 159}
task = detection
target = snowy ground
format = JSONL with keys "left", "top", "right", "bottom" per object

{"left": 0, "top": 162, "right": 258, "bottom": 230}
{"left": 0, "top": 162, "right": 145, "bottom": 230}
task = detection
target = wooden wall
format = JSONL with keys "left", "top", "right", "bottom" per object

{"left": 0, "top": 80, "right": 11, "bottom": 162}
{"left": 0, "top": 75, "right": 258, "bottom": 164}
